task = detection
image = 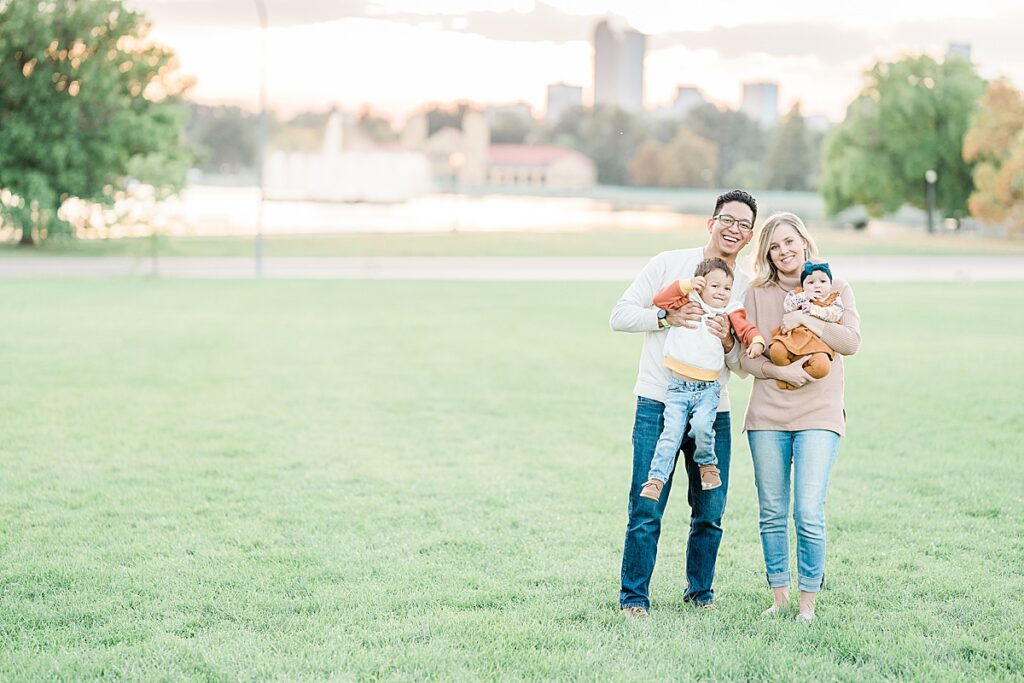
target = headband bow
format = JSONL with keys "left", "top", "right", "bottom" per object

{"left": 800, "top": 261, "right": 832, "bottom": 284}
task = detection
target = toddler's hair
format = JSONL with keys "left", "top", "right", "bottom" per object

{"left": 694, "top": 257, "right": 733, "bottom": 281}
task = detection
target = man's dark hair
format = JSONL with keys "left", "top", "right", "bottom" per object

{"left": 714, "top": 189, "right": 757, "bottom": 224}
{"left": 694, "top": 257, "right": 733, "bottom": 281}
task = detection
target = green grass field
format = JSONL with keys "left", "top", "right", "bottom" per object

{"left": 2, "top": 224, "right": 1023, "bottom": 259}
{"left": 1, "top": 279, "right": 1022, "bottom": 681}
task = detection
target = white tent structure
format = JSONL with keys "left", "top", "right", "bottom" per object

{"left": 265, "top": 112, "right": 432, "bottom": 203}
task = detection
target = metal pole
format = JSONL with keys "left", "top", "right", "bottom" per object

{"left": 254, "top": 0, "right": 268, "bottom": 276}
{"left": 924, "top": 169, "right": 937, "bottom": 234}
{"left": 150, "top": 229, "right": 159, "bottom": 277}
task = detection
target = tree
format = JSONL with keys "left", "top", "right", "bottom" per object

{"left": 764, "top": 104, "right": 813, "bottom": 191}
{"left": 276, "top": 109, "right": 333, "bottom": 152}
{"left": 423, "top": 101, "right": 471, "bottom": 136}
{"left": 724, "top": 159, "right": 763, "bottom": 190}
{"left": 545, "top": 105, "right": 649, "bottom": 185}
{"left": 628, "top": 127, "right": 717, "bottom": 188}
{"left": 681, "top": 104, "right": 766, "bottom": 187}
{"left": 628, "top": 141, "right": 663, "bottom": 187}
{"left": 356, "top": 106, "right": 397, "bottom": 143}
{"left": 185, "top": 103, "right": 257, "bottom": 174}
{"left": 962, "top": 79, "right": 1024, "bottom": 234}
{"left": 0, "top": 0, "right": 192, "bottom": 244}
{"left": 489, "top": 111, "right": 532, "bottom": 144}
{"left": 821, "top": 54, "right": 985, "bottom": 218}
{"left": 660, "top": 128, "right": 718, "bottom": 188}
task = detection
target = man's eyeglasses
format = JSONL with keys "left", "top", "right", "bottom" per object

{"left": 715, "top": 214, "right": 753, "bottom": 234}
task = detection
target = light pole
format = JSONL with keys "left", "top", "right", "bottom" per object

{"left": 925, "top": 169, "right": 937, "bottom": 234}
{"left": 448, "top": 152, "right": 465, "bottom": 232}
{"left": 254, "top": 0, "right": 269, "bottom": 276}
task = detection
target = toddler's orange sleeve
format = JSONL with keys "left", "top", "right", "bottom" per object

{"left": 653, "top": 279, "right": 693, "bottom": 310}
{"left": 728, "top": 308, "right": 766, "bottom": 348}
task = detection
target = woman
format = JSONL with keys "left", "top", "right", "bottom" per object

{"left": 738, "top": 212, "right": 861, "bottom": 623}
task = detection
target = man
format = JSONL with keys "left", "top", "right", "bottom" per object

{"left": 610, "top": 189, "right": 758, "bottom": 616}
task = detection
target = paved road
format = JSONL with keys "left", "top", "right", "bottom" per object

{"left": 0, "top": 256, "right": 1021, "bottom": 281}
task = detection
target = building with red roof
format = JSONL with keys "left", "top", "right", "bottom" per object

{"left": 485, "top": 144, "right": 596, "bottom": 189}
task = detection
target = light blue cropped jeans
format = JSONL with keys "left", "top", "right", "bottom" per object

{"left": 747, "top": 429, "right": 841, "bottom": 593}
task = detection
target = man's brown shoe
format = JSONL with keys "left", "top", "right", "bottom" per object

{"left": 639, "top": 478, "right": 664, "bottom": 501}
{"left": 620, "top": 605, "right": 650, "bottom": 619}
{"left": 699, "top": 464, "right": 722, "bottom": 490}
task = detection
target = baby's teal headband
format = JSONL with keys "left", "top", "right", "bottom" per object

{"left": 801, "top": 261, "right": 832, "bottom": 284}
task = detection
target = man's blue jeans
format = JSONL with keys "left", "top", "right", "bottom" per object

{"left": 648, "top": 378, "right": 721, "bottom": 482}
{"left": 747, "top": 429, "right": 841, "bottom": 593}
{"left": 620, "top": 396, "right": 731, "bottom": 610}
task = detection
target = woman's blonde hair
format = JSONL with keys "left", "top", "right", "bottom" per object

{"left": 750, "top": 212, "right": 820, "bottom": 288}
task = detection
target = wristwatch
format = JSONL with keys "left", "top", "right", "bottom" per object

{"left": 657, "top": 308, "right": 669, "bottom": 329}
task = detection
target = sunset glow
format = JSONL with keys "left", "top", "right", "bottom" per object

{"left": 134, "top": 0, "right": 1024, "bottom": 122}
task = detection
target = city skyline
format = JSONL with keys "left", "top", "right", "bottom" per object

{"left": 130, "top": 0, "right": 1024, "bottom": 123}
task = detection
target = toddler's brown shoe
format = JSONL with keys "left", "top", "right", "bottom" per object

{"left": 699, "top": 465, "right": 722, "bottom": 490}
{"left": 639, "top": 479, "right": 664, "bottom": 501}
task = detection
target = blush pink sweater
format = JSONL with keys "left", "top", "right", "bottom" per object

{"left": 738, "top": 270, "right": 862, "bottom": 436}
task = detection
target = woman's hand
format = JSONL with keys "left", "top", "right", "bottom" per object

{"left": 771, "top": 361, "right": 817, "bottom": 388}
{"left": 781, "top": 310, "right": 807, "bottom": 332}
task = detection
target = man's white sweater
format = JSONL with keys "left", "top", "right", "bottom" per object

{"left": 610, "top": 247, "right": 749, "bottom": 412}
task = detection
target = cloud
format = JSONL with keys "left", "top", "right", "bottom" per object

{"left": 882, "top": 13, "right": 1024, "bottom": 69}
{"left": 128, "top": 0, "right": 369, "bottom": 29}
{"left": 377, "top": 3, "right": 593, "bottom": 43}
{"left": 652, "top": 23, "right": 871, "bottom": 64}
{"left": 129, "top": 0, "right": 594, "bottom": 41}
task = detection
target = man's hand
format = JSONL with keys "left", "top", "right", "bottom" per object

{"left": 665, "top": 300, "right": 703, "bottom": 329}
{"left": 781, "top": 310, "right": 807, "bottom": 333}
{"left": 706, "top": 313, "right": 733, "bottom": 350}
{"left": 690, "top": 275, "right": 706, "bottom": 292}
{"left": 746, "top": 341, "right": 765, "bottom": 359}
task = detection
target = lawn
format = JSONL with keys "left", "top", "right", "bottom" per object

{"left": 0, "top": 279, "right": 1021, "bottom": 681}
{"left": 2, "top": 224, "right": 1023, "bottom": 259}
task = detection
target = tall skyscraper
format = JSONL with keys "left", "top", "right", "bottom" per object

{"left": 670, "top": 85, "right": 706, "bottom": 118}
{"left": 593, "top": 20, "right": 646, "bottom": 111}
{"left": 741, "top": 82, "right": 779, "bottom": 128}
{"left": 546, "top": 82, "right": 583, "bottom": 123}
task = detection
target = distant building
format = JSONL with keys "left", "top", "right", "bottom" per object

{"left": 400, "top": 114, "right": 428, "bottom": 150}
{"left": 593, "top": 19, "right": 646, "bottom": 111}
{"left": 482, "top": 102, "right": 534, "bottom": 124}
{"left": 946, "top": 42, "right": 972, "bottom": 62}
{"left": 412, "top": 112, "right": 597, "bottom": 190}
{"left": 423, "top": 126, "right": 465, "bottom": 185}
{"left": 486, "top": 145, "right": 596, "bottom": 189}
{"left": 670, "top": 85, "right": 707, "bottom": 118}
{"left": 741, "top": 81, "right": 779, "bottom": 128}
{"left": 546, "top": 82, "right": 583, "bottom": 123}
{"left": 462, "top": 111, "right": 489, "bottom": 186}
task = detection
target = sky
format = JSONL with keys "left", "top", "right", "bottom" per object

{"left": 129, "top": 0, "right": 1024, "bottom": 124}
